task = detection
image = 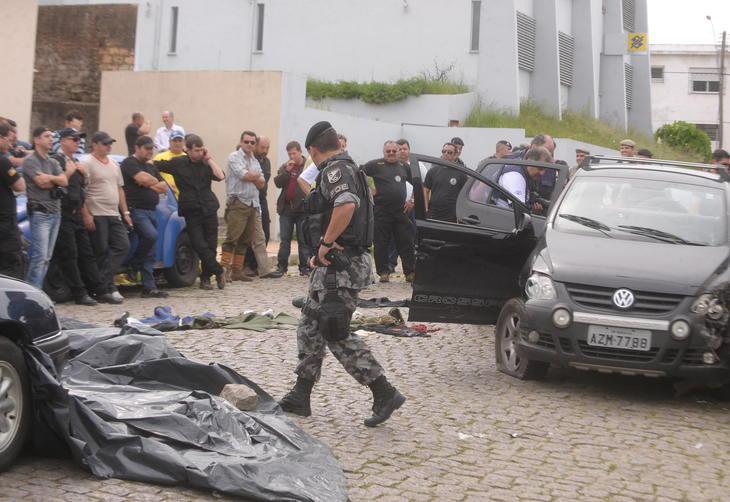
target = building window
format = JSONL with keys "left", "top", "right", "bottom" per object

{"left": 169, "top": 6, "right": 179, "bottom": 54}
{"left": 470, "top": 1, "right": 481, "bottom": 52}
{"left": 694, "top": 124, "right": 719, "bottom": 141}
{"left": 516, "top": 12, "right": 536, "bottom": 73}
{"left": 651, "top": 66, "right": 664, "bottom": 82}
{"left": 690, "top": 69, "right": 720, "bottom": 93}
{"left": 255, "top": 3, "right": 265, "bottom": 52}
{"left": 622, "top": 0, "right": 635, "bottom": 32}
{"left": 625, "top": 63, "right": 634, "bottom": 109}
{"left": 558, "top": 31, "right": 575, "bottom": 87}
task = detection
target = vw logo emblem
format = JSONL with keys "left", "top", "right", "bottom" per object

{"left": 613, "top": 289, "right": 635, "bottom": 309}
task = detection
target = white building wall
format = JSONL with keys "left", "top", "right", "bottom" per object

{"left": 650, "top": 47, "right": 729, "bottom": 149}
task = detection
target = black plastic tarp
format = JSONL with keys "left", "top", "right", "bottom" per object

{"left": 23, "top": 322, "right": 348, "bottom": 501}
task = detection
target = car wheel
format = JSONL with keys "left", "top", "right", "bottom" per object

{"left": 0, "top": 336, "right": 30, "bottom": 472}
{"left": 163, "top": 232, "right": 199, "bottom": 287}
{"left": 494, "top": 298, "right": 549, "bottom": 380}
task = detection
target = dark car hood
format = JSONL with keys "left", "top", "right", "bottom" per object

{"left": 0, "top": 274, "right": 61, "bottom": 340}
{"left": 542, "top": 229, "right": 730, "bottom": 296}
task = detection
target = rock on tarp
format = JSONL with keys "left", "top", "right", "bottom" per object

{"left": 23, "top": 323, "right": 348, "bottom": 501}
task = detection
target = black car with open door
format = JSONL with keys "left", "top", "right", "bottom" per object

{"left": 408, "top": 154, "right": 730, "bottom": 386}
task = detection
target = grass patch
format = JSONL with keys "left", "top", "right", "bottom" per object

{"left": 465, "top": 101, "right": 702, "bottom": 162}
{"left": 306, "top": 77, "right": 470, "bottom": 105}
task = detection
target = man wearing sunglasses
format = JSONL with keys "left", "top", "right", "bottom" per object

{"left": 362, "top": 141, "right": 415, "bottom": 283}
{"left": 222, "top": 131, "right": 281, "bottom": 281}
{"left": 120, "top": 135, "right": 169, "bottom": 298}
{"left": 422, "top": 142, "right": 468, "bottom": 223}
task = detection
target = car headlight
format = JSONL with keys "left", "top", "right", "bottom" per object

{"left": 525, "top": 273, "right": 557, "bottom": 300}
{"left": 691, "top": 294, "right": 712, "bottom": 315}
{"left": 670, "top": 320, "right": 690, "bottom": 340}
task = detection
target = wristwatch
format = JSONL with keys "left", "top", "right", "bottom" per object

{"left": 320, "top": 239, "right": 334, "bottom": 248}
{"left": 123, "top": 211, "right": 131, "bottom": 216}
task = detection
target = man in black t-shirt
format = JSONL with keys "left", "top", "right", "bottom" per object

{"left": 124, "top": 112, "right": 151, "bottom": 156}
{"left": 362, "top": 141, "right": 415, "bottom": 283}
{"left": 423, "top": 142, "right": 468, "bottom": 223}
{"left": 121, "top": 135, "right": 168, "bottom": 298}
{"left": 0, "top": 122, "right": 25, "bottom": 279}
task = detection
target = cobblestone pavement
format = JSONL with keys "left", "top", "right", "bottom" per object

{"left": 2, "top": 272, "right": 730, "bottom": 501}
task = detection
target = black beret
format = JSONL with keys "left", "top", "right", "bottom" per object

{"left": 305, "top": 121, "right": 334, "bottom": 149}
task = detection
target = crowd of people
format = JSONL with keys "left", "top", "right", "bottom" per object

{"left": 3, "top": 108, "right": 730, "bottom": 306}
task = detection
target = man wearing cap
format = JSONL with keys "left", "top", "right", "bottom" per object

{"left": 154, "top": 110, "right": 185, "bottom": 152}
{"left": 49, "top": 128, "right": 99, "bottom": 305}
{"left": 495, "top": 140, "right": 512, "bottom": 159}
{"left": 80, "top": 131, "right": 132, "bottom": 304}
{"left": 570, "top": 148, "right": 590, "bottom": 178}
{"left": 451, "top": 137, "right": 466, "bottom": 166}
{"left": 279, "top": 121, "right": 406, "bottom": 428}
{"left": 620, "top": 139, "right": 636, "bottom": 157}
{"left": 153, "top": 129, "right": 185, "bottom": 197}
{"left": 121, "top": 136, "right": 169, "bottom": 298}
{"left": 22, "top": 126, "right": 69, "bottom": 289}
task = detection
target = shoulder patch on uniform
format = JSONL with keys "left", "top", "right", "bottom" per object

{"left": 332, "top": 183, "right": 349, "bottom": 195}
{"left": 326, "top": 167, "right": 342, "bottom": 184}
{"left": 8, "top": 168, "right": 16, "bottom": 177}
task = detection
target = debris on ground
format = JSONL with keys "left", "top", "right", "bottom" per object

{"left": 113, "top": 306, "right": 299, "bottom": 332}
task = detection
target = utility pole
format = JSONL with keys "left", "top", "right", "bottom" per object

{"left": 720, "top": 31, "right": 726, "bottom": 149}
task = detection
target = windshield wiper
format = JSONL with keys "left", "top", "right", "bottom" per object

{"left": 558, "top": 214, "right": 613, "bottom": 235}
{"left": 616, "top": 225, "right": 704, "bottom": 246}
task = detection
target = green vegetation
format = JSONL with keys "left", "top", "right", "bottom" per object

{"left": 306, "top": 78, "right": 469, "bottom": 105}
{"left": 654, "top": 121, "right": 712, "bottom": 161}
{"left": 465, "top": 101, "right": 704, "bottom": 162}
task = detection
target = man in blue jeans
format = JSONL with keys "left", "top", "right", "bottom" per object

{"left": 22, "top": 126, "right": 69, "bottom": 289}
{"left": 120, "top": 135, "right": 169, "bottom": 298}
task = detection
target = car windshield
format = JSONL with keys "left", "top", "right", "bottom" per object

{"left": 554, "top": 176, "right": 727, "bottom": 246}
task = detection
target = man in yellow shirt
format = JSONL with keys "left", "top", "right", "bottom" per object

{"left": 152, "top": 130, "right": 186, "bottom": 197}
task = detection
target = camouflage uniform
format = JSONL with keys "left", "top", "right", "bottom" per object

{"left": 295, "top": 155, "right": 384, "bottom": 385}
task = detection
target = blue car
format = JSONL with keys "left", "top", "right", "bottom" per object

{"left": 17, "top": 155, "right": 199, "bottom": 301}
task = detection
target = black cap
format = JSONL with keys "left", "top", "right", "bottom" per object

{"left": 58, "top": 127, "right": 86, "bottom": 139}
{"left": 91, "top": 131, "right": 116, "bottom": 145}
{"left": 135, "top": 135, "right": 154, "bottom": 147}
{"left": 451, "top": 137, "right": 464, "bottom": 146}
{"left": 305, "top": 121, "right": 334, "bottom": 149}
{"left": 497, "top": 140, "right": 512, "bottom": 149}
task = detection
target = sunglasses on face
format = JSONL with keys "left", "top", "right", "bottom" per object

{"left": 442, "top": 150, "right": 455, "bottom": 155}
{"left": 69, "top": 137, "right": 80, "bottom": 142}
{"left": 384, "top": 149, "right": 397, "bottom": 154}
{"left": 242, "top": 140, "right": 256, "bottom": 145}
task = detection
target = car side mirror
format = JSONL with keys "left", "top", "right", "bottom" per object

{"left": 516, "top": 212, "right": 533, "bottom": 233}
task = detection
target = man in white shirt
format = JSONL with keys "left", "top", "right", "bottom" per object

{"left": 154, "top": 110, "right": 185, "bottom": 152}
{"left": 496, "top": 146, "right": 552, "bottom": 212}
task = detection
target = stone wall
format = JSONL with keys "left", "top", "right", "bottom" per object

{"left": 31, "top": 4, "right": 136, "bottom": 138}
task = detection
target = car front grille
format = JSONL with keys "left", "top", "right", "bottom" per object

{"left": 537, "top": 333, "right": 555, "bottom": 349}
{"left": 577, "top": 341, "right": 659, "bottom": 363}
{"left": 565, "top": 283, "right": 684, "bottom": 315}
{"left": 682, "top": 348, "right": 706, "bottom": 365}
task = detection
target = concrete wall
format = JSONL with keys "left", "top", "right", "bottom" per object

{"left": 32, "top": 4, "right": 137, "bottom": 137}
{"left": 99, "top": 71, "right": 284, "bottom": 218}
{"left": 305, "top": 93, "right": 478, "bottom": 128}
{"left": 651, "top": 48, "right": 729, "bottom": 149}
{"left": 1, "top": 0, "right": 38, "bottom": 141}
{"left": 135, "top": 0, "right": 478, "bottom": 84}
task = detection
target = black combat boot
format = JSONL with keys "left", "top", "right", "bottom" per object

{"left": 279, "top": 377, "right": 315, "bottom": 417}
{"left": 364, "top": 375, "right": 406, "bottom": 427}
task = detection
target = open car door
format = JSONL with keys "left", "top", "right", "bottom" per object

{"left": 408, "top": 155, "right": 567, "bottom": 325}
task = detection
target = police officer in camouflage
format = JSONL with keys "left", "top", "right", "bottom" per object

{"left": 279, "top": 121, "right": 406, "bottom": 427}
